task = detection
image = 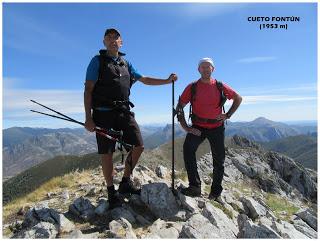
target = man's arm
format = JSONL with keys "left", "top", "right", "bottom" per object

{"left": 216, "top": 92, "right": 242, "bottom": 121}
{"left": 226, "top": 93, "right": 242, "bottom": 118}
{"left": 176, "top": 100, "right": 201, "bottom": 136}
{"left": 84, "top": 80, "right": 96, "bottom": 132}
{"left": 139, "top": 73, "right": 177, "bottom": 85}
{"left": 175, "top": 102, "right": 188, "bottom": 131}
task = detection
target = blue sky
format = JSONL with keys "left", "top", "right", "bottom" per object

{"left": 2, "top": 2, "right": 318, "bottom": 129}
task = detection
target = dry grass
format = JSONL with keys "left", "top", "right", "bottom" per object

{"left": 175, "top": 170, "right": 188, "bottom": 182}
{"left": 210, "top": 200, "right": 234, "bottom": 219}
{"left": 265, "top": 193, "right": 300, "bottom": 222}
{"left": 3, "top": 169, "right": 95, "bottom": 223}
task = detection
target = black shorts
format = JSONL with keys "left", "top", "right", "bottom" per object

{"left": 92, "top": 110, "right": 144, "bottom": 154}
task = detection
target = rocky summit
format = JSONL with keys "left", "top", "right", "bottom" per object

{"left": 3, "top": 136, "right": 317, "bottom": 239}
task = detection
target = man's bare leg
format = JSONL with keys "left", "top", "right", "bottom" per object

{"left": 101, "top": 152, "right": 122, "bottom": 208}
{"left": 119, "top": 146, "right": 144, "bottom": 195}
{"left": 101, "top": 153, "right": 114, "bottom": 186}
{"left": 123, "top": 146, "right": 144, "bottom": 177}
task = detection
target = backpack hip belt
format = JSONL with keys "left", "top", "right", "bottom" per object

{"left": 96, "top": 100, "right": 134, "bottom": 110}
{"left": 190, "top": 114, "right": 220, "bottom": 124}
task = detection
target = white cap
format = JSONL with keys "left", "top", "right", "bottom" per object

{"left": 198, "top": 57, "right": 215, "bottom": 68}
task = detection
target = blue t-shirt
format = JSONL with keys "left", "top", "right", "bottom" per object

{"left": 85, "top": 55, "right": 143, "bottom": 83}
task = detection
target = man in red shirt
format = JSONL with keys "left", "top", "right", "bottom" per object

{"left": 176, "top": 57, "right": 242, "bottom": 200}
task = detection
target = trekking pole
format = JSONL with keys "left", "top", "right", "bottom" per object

{"left": 30, "top": 100, "right": 132, "bottom": 150}
{"left": 171, "top": 78, "right": 175, "bottom": 191}
{"left": 30, "top": 100, "right": 82, "bottom": 125}
{"left": 31, "top": 100, "right": 121, "bottom": 135}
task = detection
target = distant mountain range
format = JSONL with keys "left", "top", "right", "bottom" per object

{"left": 143, "top": 124, "right": 185, "bottom": 149}
{"left": 2, "top": 126, "right": 160, "bottom": 179}
{"left": 225, "top": 117, "right": 317, "bottom": 142}
{"left": 261, "top": 134, "right": 317, "bottom": 170}
{"left": 3, "top": 117, "right": 317, "bottom": 179}
{"left": 3, "top": 129, "right": 97, "bottom": 179}
{"left": 142, "top": 117, "right": 317, "bottom": 148}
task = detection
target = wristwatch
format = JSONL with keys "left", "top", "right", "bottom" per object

{"left": 226, "top": 112, "right": 232, "bottom": 119}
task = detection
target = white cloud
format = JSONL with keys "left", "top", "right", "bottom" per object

{"left": 238, "top": 83, "right": 317, "bottom": 95}
{"left": 2, "top": 77, "right": 27, "bottom": 90}
{"left": 237, "top": 56, "right": 277, "bottom": 64}
{"left": 3, "top": 89, "right": 84, "bottom": 115}
{"left": 242, "top": 95, "right": 317, "bottom": 105}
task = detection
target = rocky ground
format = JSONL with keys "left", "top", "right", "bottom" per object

{"left": 3, "top": 136, "right": 318, "bottom": 239}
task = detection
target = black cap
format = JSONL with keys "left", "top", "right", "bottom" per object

{"left": 104, "top": 28, "right": 121, "bottom": 37}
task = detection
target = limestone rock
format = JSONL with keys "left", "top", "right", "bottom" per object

{"left": 155, "top": 165, "right": 168, "bottom": 178}
{"left": 180, "top": 214, "right": 221, "bottom": 238}
{"left": 109, "top": 207, "right": 136, "bottom": 224}
{"left": 68, "top": 197, "right": 95, "bottom": 221}
{"left": 202, "top": 202, "right": 238, "bottom": 238}
{"left": 271, "top": 220, "right": 309, "bottom": 239}
{"left": 13, "top": 222, "right": 58, "bottom": 239}
{"left": 109, "top": 218, "right": 137, "bottom": 239}
{"left": 240, "top": 197, "right": 267, "bottom": 220}
{"left": 141, "top": 183, "right": 179, "bottom": 219}
{"left": 296, "top": 208, "right": 317, "bottom": 231}
{"left": 237, "top": 214, "right": 281, "bottom": 238}
{"left": 291, "top": 216, "right": 318, "bottom": 239}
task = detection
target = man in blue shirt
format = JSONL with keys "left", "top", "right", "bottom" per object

{"left": 84, "top": 28, "right": 177, "bottom": 209}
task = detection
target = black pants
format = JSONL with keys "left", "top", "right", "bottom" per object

{"left": 183, "top": 124, "right": 225, "bottom": 196}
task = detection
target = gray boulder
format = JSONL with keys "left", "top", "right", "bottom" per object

{"left": 237, "top": 214, "right": 281, "bottom": 238}
{"left": 13, "top": 222, "right": 58, "bottom": 239}
{"left": 95, "top": 198, "right": 109, "bottom": 216}
{"left": 23, "top": 206, "right": 58, "bottom": 228}
{"left": 180, "top": 214, "right": 221, "bottom": 238}
{"left": 57, "top": 213, "right": 75, "bottom": 233}
{"left": 271, "top": 220, "right": 309, "bottom": 239}
{"left": 109, "top": 207, "right": 136, "bottom": 224}
{"left": 22, "top": 205, "right": 74, "bottom": 233}
{"left": 68, "top": 197, "right": 95, "bottom": 221}
{"left": 155, "top": 165, "right": 168, "bottom": 178}
{"left": 146, "top": 219, "right": 180, "bottom": 239}
{"left": 63, "top": 229, "right": 99, "bottom": 239}
{"left": 177, "top": 192, "right": 200, "bottom": 213}
{"left": 291, "top": 216, "right": 318, "bottom": 239}
{"left": 266, "top": 152, "right": 317, "bottom": 201}
{"left": 202, "top": 203, "right": 238, "bottom": 238}
{"left": 296, "top": 208, "right": 317, "bottom": 231}
{"left": 141, "top": 183, "right": 179, "bottom": 219}
{"left": 109, "top": 218, "right": 137, "bottom": 239}
{"left": 129, "top": 194, "right": 149, "bottom": 210}
{"left": 240, "top": 197, "right": 267, "bottom": 220}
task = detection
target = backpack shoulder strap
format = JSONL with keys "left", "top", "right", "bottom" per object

{"left": 189, "top": 81, "right": 197, "bottom": 120}
{"left": 216, "top": 80, "right": 227, "bottom": 112}
{"left": 216, "top": 80, "right": 223, "bottom": 89}
{"left": 97, "top": 54, "right": 106, "bottom": 83}
{"left": 190, "top": 81, "right": 197, "bottom": 105}
{"left": 120, "top": 57, "right": 136, "bottom": 87}
{"left": 119, "top": 56, "right": 128, "bottom": 68}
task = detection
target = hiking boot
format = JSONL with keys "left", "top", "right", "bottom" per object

{"left": 107, "top": 185, "right": 123, "bottom": 209}
{"left": 118, "top": 178, "right": 141, "bottom": 195}
{"left": 208, "top": 191, "right": 222, "bottom": 202}
{"left": 180, "top": 186, "right": 201, "bottom": 197}
{"left": 108, "top": 192, "right": 123, "bottom": 209}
